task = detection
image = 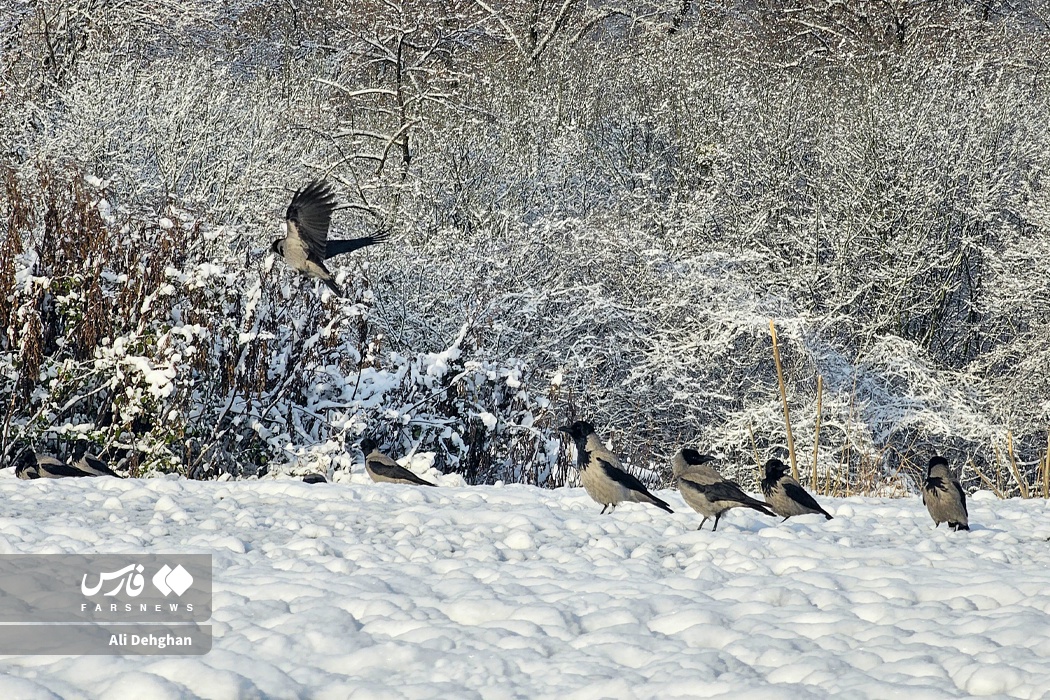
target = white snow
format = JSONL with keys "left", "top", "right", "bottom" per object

{"left": 1, "top": 473, "right": 1050, "bottom": 699}
{"left": 122, "top": 356, "right": 178, "bottom": 400}
{"left": 475, "top": 412, "right": 498, "bottom": 431}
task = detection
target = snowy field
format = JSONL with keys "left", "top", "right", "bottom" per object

{"left": 1, "top": 466, "right": 1050, "bottom": 699}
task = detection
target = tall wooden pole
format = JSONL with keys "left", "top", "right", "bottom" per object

{"left": 769, "top": 320, "right": 798, "bottom": 480}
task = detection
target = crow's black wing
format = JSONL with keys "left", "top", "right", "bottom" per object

{"left": 597, "top": 458, "right": 650, "bottom": 494}
{"left": 685, "top": 477, "right": 771, "bottom": 513}
{"left": 368, "top": 457, "right": 435, "bottom": 486}
{"left": 598, "top": 458, "right": 672, "bottom": 512}
{"left": 39, "top": 460, "right": 96, "bottom": 478}
{"left": 286, "top": 181, "right": 337, "bottom": 260}
{"left": 81, "top": 455, "right": 119, "bottom": 477}
{"left": 695, "top": 479, "right": 750, "bottom": 504}
{"left": 783, "top": 482, "right": 829, "bottom": 515}
{"left": 953, "top": 478, "right": 968, "bottom": 516}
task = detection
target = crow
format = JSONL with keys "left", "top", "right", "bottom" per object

{"left": 360, "top": 438, "right": 435, "bottom": 486}
{"left": 71, "top": 440, "right": 120, "bottom": 478}
{"left": 761, "top": 458, "right": 833, "bottom": 521}
{"left": 271, "top": 180, "right": 387, "bottom": 295}
{"left": 673, "top": 448, "right": 774, "bottom": 531}
{"left": 559, "top": 421, "right": 672, "bottom": 515}
{"left": 922, "top": 455, "right": 969, "bottom": 531}
{"left": 15, "top": 449, "right": 114, "bottom": 479}
{"left": 14, "top": 450, "right": 53, "bottom": 479}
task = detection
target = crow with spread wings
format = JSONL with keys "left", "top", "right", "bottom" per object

{"left": 271, "top": 180, "right": 387, "bottom": 295}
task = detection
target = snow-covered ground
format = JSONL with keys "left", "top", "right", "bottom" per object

{"left": 1, "top": 467, "right": 1050, "bottom": 699}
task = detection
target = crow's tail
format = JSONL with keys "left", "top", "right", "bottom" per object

{"left": 325, "top": 232, "right": 390, "bottom": 259}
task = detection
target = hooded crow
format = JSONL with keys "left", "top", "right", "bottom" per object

{"left": 761, "top": 458, "right": 832, "bottom": 521}
{"left": 673, "top": 448, "right": 775, "bottom": 530}
{"left": 71, "top": 441, "right": 120, "bottom": 477}
{"left": 14, "top": 450, "right": 48, "bottom": 479}
{"left": 271, "top": 180, "right": 388, "bottom": 295}
{"left": 559, "top": 421, "right": 673, "bottom": 515}
{"left": 15, "top": 450, "right": 111, "bottom": 479}
{"left": 360, "top": 438, "right": 435, "bottom": 486}
{"left": 922, "top": 456, "right": 969, "bottom": 531}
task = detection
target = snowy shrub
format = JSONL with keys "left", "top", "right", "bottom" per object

{"left": 0, "top": 172, "right": 558, "bottom": 480}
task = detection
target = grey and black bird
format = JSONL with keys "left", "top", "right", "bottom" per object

{"left": 14, "top": 450, "right": 54, "bottom": 479}
{"left": 922, "top": 455, "right": 969, "bottom": 531}
{"left": 71, "top": 441, "right": 120, "bottom": 477}
{"left": 558, "top": 421, "right": 673, "bottom": 515}
{"left": 360, "top": 438, "right": 435, "bottom": 486}
{"left": 271, "top": 180, "right": 387, "bottom": 295}
{"left": 761, "top": 458, "right": 832, "bottom": 521}
{"left": 15, "top": 449, "right": 112, "bottom": 479}
{"left": 673, "top": 448, "right": 775, "bottom": 531}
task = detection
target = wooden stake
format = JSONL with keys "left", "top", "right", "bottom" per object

{"left": 1044, "top": 429, "right": 1049, "bottom": 499}
{"left": 769, "top": 320, "right": 798, "bottom": 479}
{"left": 841, "top": 366, "right": 859, "bottom": 497}
{"left": 972, "top": 460, "right": 1005, "bottom": 500}
{"left": 1006, "top": 430, "right": 1028, "bottom": 499}
{"left": 812, "top": 374, "right": 823, "bottom": 489}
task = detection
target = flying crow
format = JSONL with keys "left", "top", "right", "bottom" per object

{"left": 673, "top": 448, "right": 774, "bottom": 531}
{"left": 271, "top": 180, "right": 387, "bottom": 295}
{"left": 761, "top": 458, "right": 832, "bottom": 521}
{"left": 922, "top": 455, "right": 969, "bottom": 531}
{"left": 559, "top": 421, "right": 673, "bottom": 515}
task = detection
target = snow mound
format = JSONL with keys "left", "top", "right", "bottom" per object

{"left": 1, "top": 474, "right": 1049, "bottom": 698}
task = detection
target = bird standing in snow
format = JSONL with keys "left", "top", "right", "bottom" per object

{"left": 673, "top": 448, "right": 774, "bottom": 530}
{"left": 15, "top": 449, "right": 117, "bottom": 479}
{"left": 360, "top": 438, "right": 436, "bottom": 486}
{"left": 70, "top": 441, "right": 120, "bottom": 477}
{"left": 558, "top": 421, "right": 673, "bottom": 515}
{"left": 761, "top": 458, "right": 833, "bottom": 521}
{"left": 922, "top": 456, "right": 969, "bottom": 531}
{"left": 271, "top": 180, "right": 387, "bottom": 295}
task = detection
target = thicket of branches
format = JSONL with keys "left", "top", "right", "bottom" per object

{"left": 1, "top": 0, "right": 1048, "bottom": 494}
